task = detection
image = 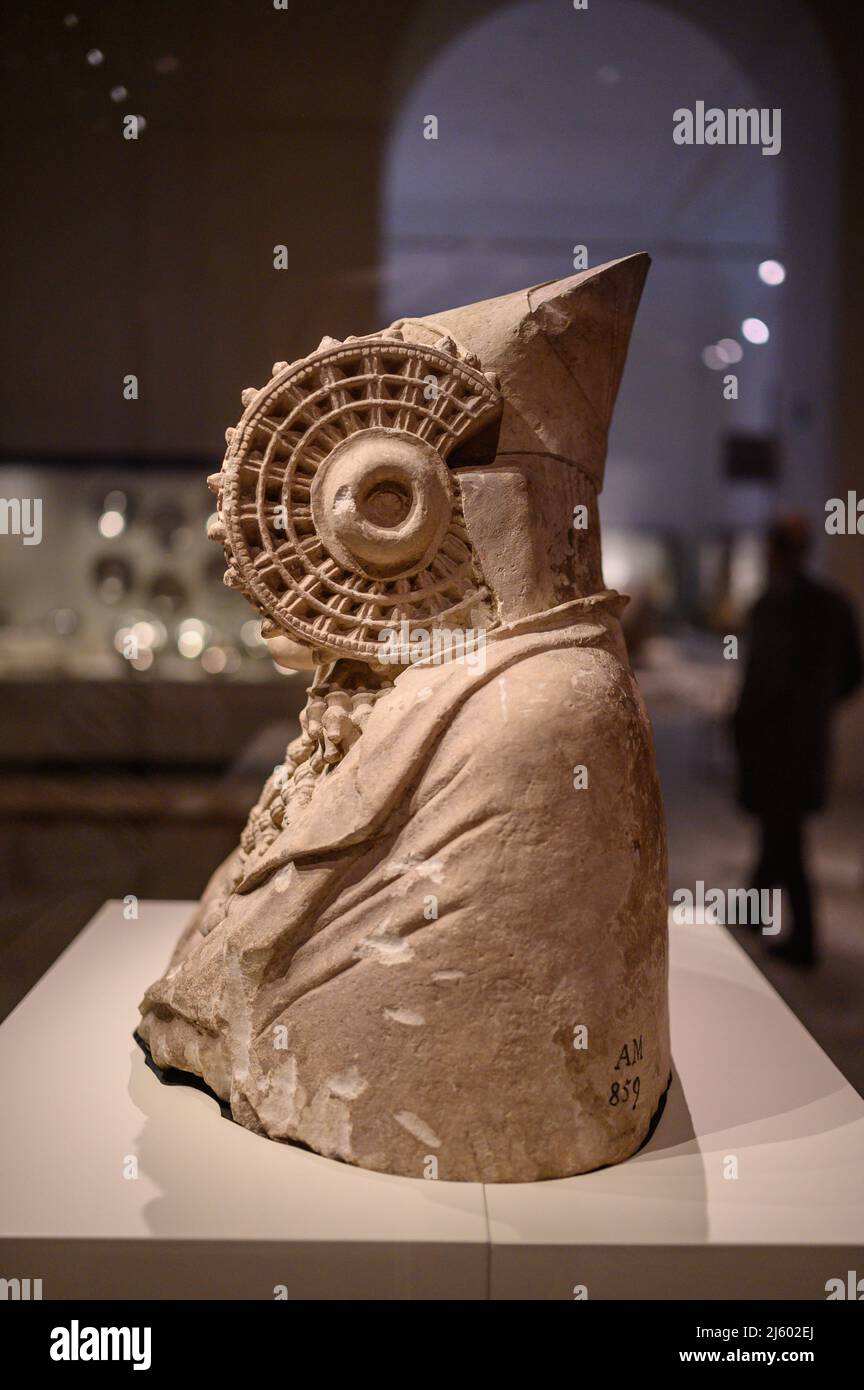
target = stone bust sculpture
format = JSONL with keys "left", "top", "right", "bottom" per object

{"left": 137, "top": 253, "right": 671, "bottom": 1181}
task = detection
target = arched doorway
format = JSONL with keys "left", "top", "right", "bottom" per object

{"left": 382, "top": 0, "right": 837, "bottom": 618}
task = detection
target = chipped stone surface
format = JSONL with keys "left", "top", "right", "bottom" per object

{"left": 393, "top": 1111, "right": 442, "bottom": 1149}
{"left": 383, "top": 1008, "right": 425, "bottom": 1027}
{"left": 138, "top": 256, "right": 671, "bottom": 1181}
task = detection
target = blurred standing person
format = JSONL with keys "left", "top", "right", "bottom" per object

{"left": 733, "top": 516, "right": 862, "bottom": 966}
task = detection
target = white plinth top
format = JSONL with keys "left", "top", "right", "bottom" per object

{"left": 1, "top": 901, "right": 862, "bottom": 1300}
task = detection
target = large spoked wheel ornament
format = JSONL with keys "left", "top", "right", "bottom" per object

{"left": 208, "top": 332, "right": 503, "bottom": 662}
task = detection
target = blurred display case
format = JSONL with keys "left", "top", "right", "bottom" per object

{"left": 0, "top": 459, "right": 286, "bottom": 684}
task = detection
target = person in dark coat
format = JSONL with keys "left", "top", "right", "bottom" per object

{"left": 733, "top": 516, "right": 862, "bottom": 966}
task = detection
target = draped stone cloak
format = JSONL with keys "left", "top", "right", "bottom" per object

{"left": 138, "top": 594, "right": 670, "bottom": 1182}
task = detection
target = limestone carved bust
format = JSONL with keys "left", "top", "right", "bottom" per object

{"left": 138, "top": 254, "right": 671, "bottom": 1181}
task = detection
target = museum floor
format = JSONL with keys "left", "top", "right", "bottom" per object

{"left": 656, "top": 714, "right": 864, "bottom": 1099}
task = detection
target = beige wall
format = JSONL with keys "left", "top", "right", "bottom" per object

{"left": 0, "top": 1, "right": 418, "bottom": 457}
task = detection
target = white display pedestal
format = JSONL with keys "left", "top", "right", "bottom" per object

{"left": 1, "top": 901, "right": 862, "bottom": 1300}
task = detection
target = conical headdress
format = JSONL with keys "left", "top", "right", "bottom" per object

{"left": 392, "top": 251, "right": 650, "bottom": 487}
